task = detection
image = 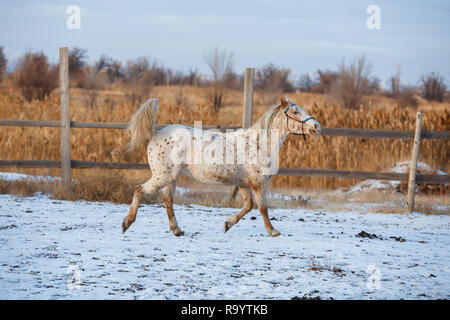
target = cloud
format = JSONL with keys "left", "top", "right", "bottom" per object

{"left": 312, "top": 41, "right": 396, "bottom": 55}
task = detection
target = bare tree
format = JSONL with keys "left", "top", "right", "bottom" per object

{"left": 69, "top": 47, "right": 88, "bottom": 80}
{"left": 389, "top": 66, "right": 401, "bottom": 97}
{"left": 298, "top": 73, "right": 313, "bottom": 92}
{"left": 386, "top": 66, "right": 417, "bottom": 108}
{"left": 0, "top": 46, "right": 6, "bottom": 80}
{"left": 95, "top": 54, "right": 123, "bottom": 83}
{"left": 329, "top": 55, "right": 373, "bottom": 109}
{"left": 185, "top": 68, "right": 199, "bottom": 86}
{"left": 204, "top": 46, "right": 235, "bottom": 112}
{"left": 205, "top": 46, "right": 234, "bottom": 82}
{"left": 420, "top": 72, "right": 447, "bottom": 102}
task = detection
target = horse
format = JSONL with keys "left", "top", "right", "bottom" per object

{"left": 121, "top": 96, "right": 321, "bottom": 237}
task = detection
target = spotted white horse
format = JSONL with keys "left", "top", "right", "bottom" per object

{"left": 122, "top": 96, "right": 321, "bottom": 237}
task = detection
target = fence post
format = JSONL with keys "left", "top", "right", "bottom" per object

{"left": 242, "top": 68, "right": 255, "bottom": 128}
{"left": 407, "top": 112, "right": 422, "bottom": 212}
{"left": 59, "top": 47, "right": 72, "bottom": 194}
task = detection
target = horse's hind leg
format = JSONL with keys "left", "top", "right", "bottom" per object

{"left": 224, "top": 187, "right": 253, "bottom": 233}
{"left": 163, "top": 182, "right": 183, "bottom": 236}
{"left": 122, "top": 176, "right": 173, "bottom": 233}
{"left": 253, "top": 186, "right": 280, "bottom": 237}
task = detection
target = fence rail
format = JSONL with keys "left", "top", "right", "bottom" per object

{"left": 0, "top": 119, "right": 241, "bottom": 131}
{"left": 2, "top": 160, "right": 447, "bottom": 185}
{"left": 1, "top": 119, "right": 449, "bottom": 139}
{"left": 0, "top": 47, "right": 449, "bottom": 212}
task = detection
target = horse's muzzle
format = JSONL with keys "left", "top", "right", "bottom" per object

{"left": 308, "top": 123, "right": 322, "bottom": 136}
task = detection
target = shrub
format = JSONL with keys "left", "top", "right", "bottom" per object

{"left": 78, "top": 66, "right": 108, "bottom": 107}
{"left": 385, "top": 67, "right": 417, "bottom": 108}
{"left": 421, "top": 72, "right": 447, "bottom": 102}
{"left": 311, "top": 69, "right": 337, "bottom": 94}
{"left": 255, "top": 63, "right": 294, "bottom": 93}
{"left": 13, "top": 50, "right": 58, "bottom": 101}
{"left": 121, "top": 57, "right": 161, "bottom": 106}
{"left": 396, "top": 86, "right": 419, "bottom": 108}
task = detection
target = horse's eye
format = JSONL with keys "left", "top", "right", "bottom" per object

{"left": 292, "top": 111, "right": 299, "bottom": 115}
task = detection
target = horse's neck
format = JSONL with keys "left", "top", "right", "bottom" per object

{"left": 267, "top": 111, "right": 289, "bottom": 156}
{"left": 244, "top": 111, "right": 289, "bottom": 160}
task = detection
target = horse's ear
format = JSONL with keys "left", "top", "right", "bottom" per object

{"left": 281, "top": 96, "right": 289, "bottom": 108}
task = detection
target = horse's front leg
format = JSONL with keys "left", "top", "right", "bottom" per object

{"left": 253, "top": 186, "right": 280, "bottom": 237}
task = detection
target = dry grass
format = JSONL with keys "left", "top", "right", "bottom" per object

{"left": 0, "top": 177, "right": 56, "bottom": 197}
{"left": 0, "top": 175, "right": 447, "bottom": 215}
{"left": 272, "top": 187, "right": 449, "bottom": 214}
{"left": 0, "top": 85, "right": 449, "bottom": 193}
{"left": 0, "top": 175, "right": 244, "bottom": 212}
{"left": 308, "top": 256, "right": 345, "bottom": 275}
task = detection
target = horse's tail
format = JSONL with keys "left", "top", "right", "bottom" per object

{"left": 127, "top": 98, "right": 159, "bottom": 152}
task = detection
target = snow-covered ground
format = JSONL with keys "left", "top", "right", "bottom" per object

{"left": 0, "top": 192, "right": 449, "bottom": 300}
{"left": 0, "top": 172, "right": 61, "bottom": 182}
{"left": 345, "top": 161, "right": 448, "bottom": 194}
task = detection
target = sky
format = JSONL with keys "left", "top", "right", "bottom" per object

{"left": 0, "top": 0, "right": 449, "bottom": 85}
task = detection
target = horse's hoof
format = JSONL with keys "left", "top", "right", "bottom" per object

{"left": 224, "top": 221, "right": 231, "bottom": 233}
{"left": 122, "top": 217, "right": 132, "bottom": 234}
{"left": 269, "top": 228, "right": 281, "bottom": 237}
{"left": 173, "top": 229, "right": 184, "bottom": 237}
{"left": 224, "top": 217, "right": 237, "bottom": 233}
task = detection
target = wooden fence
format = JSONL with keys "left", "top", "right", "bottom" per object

{"left": 1, "top": 47, "right": 449, "bottom": 211}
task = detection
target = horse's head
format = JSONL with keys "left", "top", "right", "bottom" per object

{"left": 280, "top": 96, "right": 321, "bottom": 137}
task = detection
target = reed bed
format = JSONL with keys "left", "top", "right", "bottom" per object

{"left": 0, "top": 86, "right": 448, "bottom": 190}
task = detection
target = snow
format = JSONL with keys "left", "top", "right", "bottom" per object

{"left": 0, "top": 193, "right": 449, "bottom": 300}
{"left": 346, "top": 161, "right": 448, "bottom": 194}
{"left": 391, "top": 161, "right": 446, "bottom": 176}
{"left": 0, "top": 172, "right": 60, "bottom": 182}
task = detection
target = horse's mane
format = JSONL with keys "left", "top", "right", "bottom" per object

{"left": 251, "top": 104, "right": 282, "bottom": 130}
